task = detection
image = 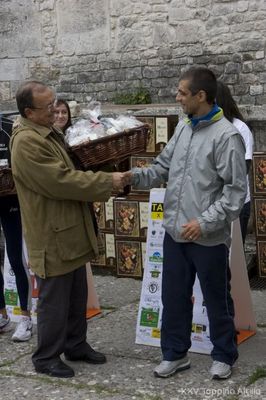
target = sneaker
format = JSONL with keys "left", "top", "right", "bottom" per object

{"left": 0, "top": 314, "right": 12, "bottom": 333}
{"left": 210, "top": 361, "right": 232, "bottom": 380}
{"left": 12, "top": 316, "right": 33, "bottom": 342}
{"left": 154, "top": 355, "right": 190, "bottom": 378}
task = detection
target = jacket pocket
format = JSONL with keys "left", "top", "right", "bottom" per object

{"left": 52, "top": 221, "right": 91, "bottom": 261}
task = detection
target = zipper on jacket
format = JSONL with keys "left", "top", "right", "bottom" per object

{"left": 173, "top": 130, "right": 194, "bottom": 240}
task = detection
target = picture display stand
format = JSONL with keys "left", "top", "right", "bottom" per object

{"left": 135, "top": 189, "right": 256, "bottom": 353}
{"left": 253, "top": 152, "right": 266, "bottom": 278}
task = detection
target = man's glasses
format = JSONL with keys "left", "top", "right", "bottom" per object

{"left": 30, "top": 98, "right": 57, "bottom": 112}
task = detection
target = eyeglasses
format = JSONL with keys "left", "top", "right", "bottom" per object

{"left": 30, "top": 98, "right": 57, "bottom": 112}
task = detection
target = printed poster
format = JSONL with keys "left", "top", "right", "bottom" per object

{"left": 135, "top": 188, "right": 256, "bottom": 354}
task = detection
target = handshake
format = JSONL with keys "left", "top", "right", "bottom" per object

{"left": 112, "top": 171, "right": 133, "bottom": 191}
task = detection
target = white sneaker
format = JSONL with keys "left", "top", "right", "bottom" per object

{"left": 0, "top": 314, "right": 11, "bottom": 332}
{"left": 210, "top": 360, "right": 232, "bottom": 379}
{"left": 154, "top": 355, "right": 191, "bottom": 378}
{"left": 12, "top": 316, "right": 33, "bottom": 342}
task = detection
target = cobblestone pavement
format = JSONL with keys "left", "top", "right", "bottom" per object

{"left": 0, "top": 272, "right": 265, "bottom": 400}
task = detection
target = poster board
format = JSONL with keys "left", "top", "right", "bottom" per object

{"left": 3, "top": 246, "right": 101, "bottom": 323}
{"left": 135, "top": 189, "right": 256, "bottom": 353}
{"left": 3, "top": 241, "right": 37, "bottom": 323}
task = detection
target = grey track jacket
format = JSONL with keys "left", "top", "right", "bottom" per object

{"left": 132, "top": 111, "right": 247, "bottom": 247}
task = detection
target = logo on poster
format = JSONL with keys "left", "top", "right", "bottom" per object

{"left": 148, "top": 281, "right": 159, "bottom": 294}
{"left": 149, "top": 251, "right": 163, "bottom": 262}
{"left": 151, "top": 203, "right": 164, "bottom": 220}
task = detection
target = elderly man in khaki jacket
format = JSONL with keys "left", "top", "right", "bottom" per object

{"left": 10, "top": 81, "right": 128, "bottom": 378}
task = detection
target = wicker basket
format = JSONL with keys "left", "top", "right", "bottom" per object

{"left": 0, "top": 168, "right": 16, "bottom": 196}
{"left": 70, "top": 124, "right": 149, "bottom": 169}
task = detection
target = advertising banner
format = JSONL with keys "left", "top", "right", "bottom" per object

{"left": 135, "top": 189, "right": 256, "bottom": 354}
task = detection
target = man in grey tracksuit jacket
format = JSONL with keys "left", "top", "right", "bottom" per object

{"left": 130, "top": 67, "right": 247, "bottom": 380}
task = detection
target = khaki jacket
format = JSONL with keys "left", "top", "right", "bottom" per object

{"left": 10, "top": 117, "right": 113, "bottom": 278}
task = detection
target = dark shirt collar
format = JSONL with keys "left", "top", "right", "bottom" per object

{"left": 189, "top": 103, "right": 220, "bottom": 127}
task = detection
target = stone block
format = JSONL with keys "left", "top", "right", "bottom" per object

{"left": 255, "top": 95, "right": 266, "bottom": 105}
{"left": 237, "top": 1, "right": 249, "bottom": 12}
{"left": 238, "top": 39, "right": 265, "bottom": 52}
{"left": 256, "top": 51, "right": 265, "bottom": 60}
{"left": 102, "top": 69, "right": 126, "bottom": 82}
{"left": 160, "top": 67, "right": 177, "bottom": 78}
{"left": 253, "top": 61, "right": 266, "bottom": 73}
{"left": 0, "top": 1, "right": 42, "bottom": 58}
{"left": 240, "top": 74, "right": 258, "bottom": 84}
{"left": 225, "top": 62, "right": 241, "bottom": 74}
{"left": 259, "top": 73, "right": 266, "bottom": 83}
{"left": 78, "top": 72, "right": 103, "bottom": 84}
{"left": 223, "top": 74, "right": 239, "bottom": 84}
{"left": 234, "top": 84, "right": 249, "bottom": 96}
{"left": 0, "top": 59, "right": 28, "bottom": 81}
{"left": 0, "top": 82, "right": 10, "bottom": 101}
{"left": 240, "top": 94, "right": 255, "bottom": 105}
{"left": 242, "top": 62, "right": 253, "bottom": 73}
{"left": 39, "top": 0, "right": 55, "bottom": 11}
{"left": 125, "top": 67, "right": 142, "bottom": 80}
{"left": 250, "top": 85, "right": 263, "bottom": 96}
{"left": 142, "top": 67, "right": 160, "bottom": 79}
{"left": 168, "top": 7, "right": 193, "bottom": 22}
{"left": 56, "top": 0, "right": 109, "bottom": 55}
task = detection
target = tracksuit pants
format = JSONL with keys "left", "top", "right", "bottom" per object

{"left": 161, "top": 232, "right": 238, "bottom": 366}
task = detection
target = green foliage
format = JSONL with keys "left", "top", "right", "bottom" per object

{"left": 113, "top": 86, "right": 151, "bottom": 105}
{"left": 247, "top": 366, "right": 266, "bottom": 385}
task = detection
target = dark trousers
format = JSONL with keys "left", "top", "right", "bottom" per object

{"left": 0, "top": 195, "right": 30, "bottom": 311}
{"left": 32, "top": 265, "right": 89, "bottom": 368}
{"left": 239, "top": 201, "right": 251, "bottom": 244}
{"left": 161, "top": 232, "right": 238, "bottom": 366}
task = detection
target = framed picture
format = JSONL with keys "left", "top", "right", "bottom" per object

{"left": 130, "top": 155, "right": 156, "bottom": 193}
{"left": 253, "top": 154, "right": 266, "bottom": 195}
{"left": 91, "top": 232, "right": 106, "bottom": 266}
{"left": 114, "top": 200, "right": 140, "bottom": 237}
{"left": 116, "top": 240, "right": 142, "bottom": 278}
{"left": 104, "top": 196, "right": 115, "bottom": 231}
{"left": 105, "top": 233, "right": 116, "bottom": 268}
{"left": 254, "top": 198, "right": 266, "bottom": 236}
{"left": 93, "top": 202, "right": 105, "bottom": 230}
{"left": 136, "top": 116, "right": 156, "bottom": 152}
{"left": 257, "top": 241, "right": 266, "bottom": 278}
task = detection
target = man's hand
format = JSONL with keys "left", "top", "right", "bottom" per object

{"left": 122, "top": 171, "right": 133, "bottom": 186}
{"left": 112, "top": 171, "right": 132, "bottom": 191}
{"left": 181, "top": 219, "right": 202, "bottom": 241}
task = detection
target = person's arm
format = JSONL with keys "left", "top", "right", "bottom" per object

{"left": 196, "top": 134, "right": 247, "bottom": 236}
{"left": 236, "top": 120, "right": 253, "bottom": 175}
{"left": 131, "top": 122, "right": 183, "bottom": 189}
{"left": 11, "top": 130, "right": 115, "bottom": 202}
{"left": 246, "top": 159, "right": 251, "bottom": 174}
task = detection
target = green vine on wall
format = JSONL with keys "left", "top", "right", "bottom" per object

{"left": 113, "top": 86, "right": 151, "bottom": 105}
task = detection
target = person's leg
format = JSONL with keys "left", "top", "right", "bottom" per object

{"left": 0, "top": 210, "right": 8, "bottom": 315}
{"left": 239, "top": 201, "right": 251, "bottom": 244}
{"left": 0, "top": 196, "right": 31, "bottom": 315}
{"left": 0, "top": 267, "right": 6, "bottom": 312}
{"left": 32, "top": 272, "right": 73, "bottom": 368}
{"left": 64, "top": 265, "right": 88, "bottom": 355}
{"left": 64, "top": 265, "right": 106, "bottom": 364}
{"left": 0, "top": 265, "right": 10, "bottom": 331}
{"left": 191, "top": 243, "right": 238, "bottom": 366}
{"left": 161, "top": 233, "right": 196, "bottom": 361}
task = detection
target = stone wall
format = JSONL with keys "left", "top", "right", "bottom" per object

{"left": 0, "top": 0, "right": 266, "bottom": 111}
